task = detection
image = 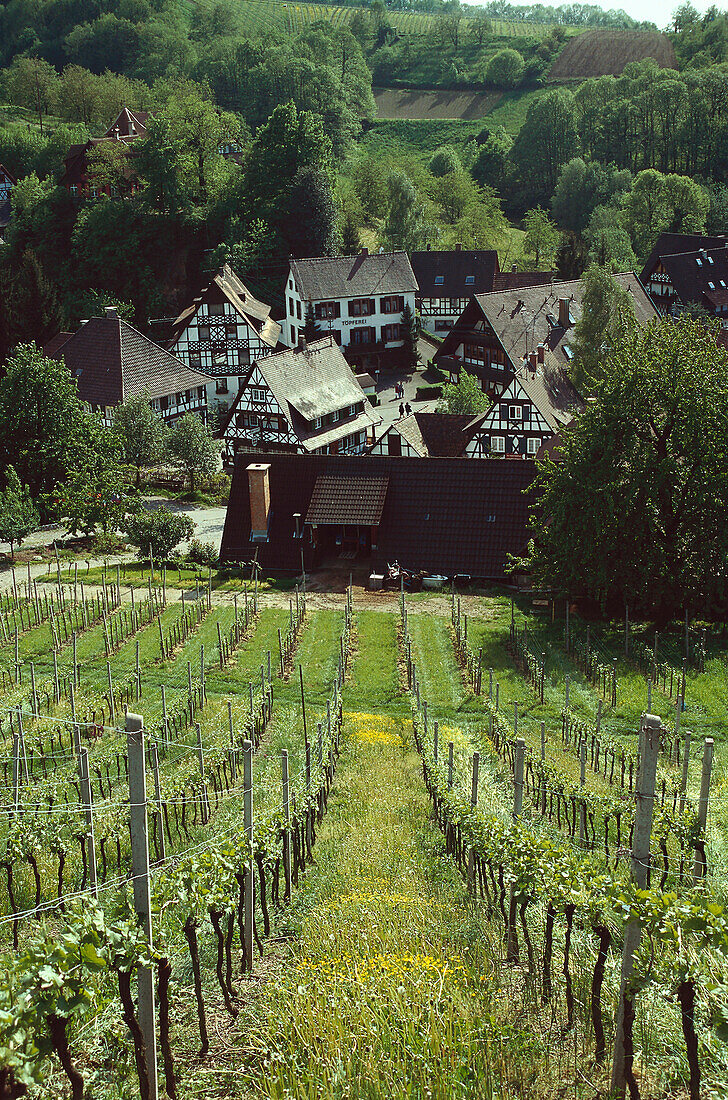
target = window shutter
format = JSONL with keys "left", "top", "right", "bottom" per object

{"left": 348, "top": 301, "right": 355, "bottom": 317}
{"left": 334, "top": 302, "right": 341, "bottom": 318}
{"left": 500, "top": 403, "right": 508, "bottom": 421}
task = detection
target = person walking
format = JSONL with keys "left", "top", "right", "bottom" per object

{"left": 399, "top": 402, "right": 405, "bottom": 418}
{"left": 405, "top": 401, "right": 412, "bottom": 416}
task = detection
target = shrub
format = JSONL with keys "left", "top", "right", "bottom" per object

{"left": 429, "top": 146, "right": 461, "bottom": 178}
{"left": 485, "top": 49, "right": 525, "bottom": 89}
{"left": 124, "top": 508, "right": 195, "bottom": 561}
{"left": 415, "top": 385, "right": 442, "bottom": 400}
{"left": 187, "top": 538, "right": 218, "bottom": 567}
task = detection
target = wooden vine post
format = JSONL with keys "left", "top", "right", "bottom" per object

{"left": 692, "top": 738, "right": 714, "bottom": 883}
{"left": 611, "top": 713, "right": 661, "bottom": 1100}
{"left": 467, "top": 753, "right": 479, "bottom": 893}
{"left": 242, "top": 740, "right": 254, "bottom": 973}
{"left": 79, "top": 747, "right": 98, "bottom": 896}
{"left": 282, "top": 749, "right": 291, "bottom": 902}
{"left": 126, "top": 712, "right": 159, "bottom": 1100}
{"left": 507, "top": 738, "right": 525, "bottom": 962}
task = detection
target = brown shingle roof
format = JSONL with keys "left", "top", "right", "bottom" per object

{"left": 221, "top": 452, "right": 535, "bottom": 579}
{"left": 381, "top": 412, "right": 478, "bottom": 457}
{"left": 168, "top": 264, "right": 281, "bottom": 349}
{"left": 491, "top": 270, "right": 552, "bottom": 291}
{"left": 291, "top": 250, "right": 417, "bottom": 301}
{"left": 306, "top": 471, "right": 389, "bottom": 524}
{"left": 410, "top": 249, "right": 498, "bottom": 298}
{"left": 51, "top": 313, "right": 209, "bottom": 405}
{"left": 640, "top": 232, "right": 727, "bottom": 283}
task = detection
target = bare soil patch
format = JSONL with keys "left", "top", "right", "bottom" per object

{"left": 547, "top": 28, "right": 677, "bottom": 79}
{"left": 373, "top": 86, "right": 501, "bottom": 120}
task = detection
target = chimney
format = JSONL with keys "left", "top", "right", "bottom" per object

{"left": 104, "top": 306, "right": 118, "bottom": 319}
{"left": 511, "top": 264, "right": 517, "bottom": 273}
{"left": 359, "top": 247, "right": 368, "bottom": 258}
{"left": 558, "top": 297, "right": 570, "bottom": 328}
{"left": 537, "top": 344, "right": 545, "bottom": 364}
{"left": 293, "top": 512, "right": 301, "bottom": 538}
{"left": 455, "top": 242, "right": 462, "bottom": 251}
{"left": 528, "top": 352, "right": 537, "bottom": 372}
{"left": 247, "top": 463, "right": 271, "bottom": 539}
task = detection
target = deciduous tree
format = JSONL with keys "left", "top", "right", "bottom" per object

{"left": 0, "top": 467, "right": 38, "bottom": 559}
{"left": 113, "top": 391, "right": 170, "bottom": 488}
{"left": 167, "top": 413, "right": 221, "bottom": 493}
{"left": 437, "top": 371, "right": 489, "bottom": 414}
{"left": 125, "top": 508, "right": 195, "bottom": 561}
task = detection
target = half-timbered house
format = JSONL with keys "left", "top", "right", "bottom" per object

{"left": 166, "top": 264, "right": 281, "bottom": 414}
{"left": 434, "top": 273, "right": 657, "bottom": 400}
{"left": 464, "top": 350, "right": 585, "bottom": 458}
{"left": 47, "top": 307, "right": 209, "bottom": 426}
{"left": 221, "top": 335, "right": 380, "bottom": 462}
{"left": 640, "top": 233, "right": 728, "bottom": 325}
{"left": 61, "top": 108, "right": 148, "bottom": 198}
{"left": 368, "top": 412, "right": 481, "bottom": 457}
{"left": 282, "top": 249, "right": 417, "bottom": 371}
{"left": 410, "top": 247, "right": 499, "bottom": 333}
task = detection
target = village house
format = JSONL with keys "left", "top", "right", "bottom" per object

{"left": 368, "top": 412, "right": 481, "bottom": 457}
{"left": 464, "top": 350, "right": 585, "bottom": 458}
{"left": 410, "top": 247, "right": 500, "bottom": 333}
{"left": 0, "top": 163, "right": 15, "bottom": 243}
{"left": 434, "top": 274, "right": 658, "bottom": 400}
{"left": 165, "top": 264, "right": 281, "bottom": 415}
{"left": 220, "top": 335, "right": 380, "bottom": 462}
{"left": 640, "top": 232, "right": 728, "bottom": 325}
{"left": 46, "top": 307, "right": 209, "bottom": 426}
{"left": 61, "top": 108, "right": 148, "bottom": 198}
{"left": 220, "top": 452, "right": 535, "bottom": 580}
{"left": 282, "top": 249, "right": 418, "bottom": 372}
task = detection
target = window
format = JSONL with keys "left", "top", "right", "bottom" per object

{"left": 208, "top": 303, "right": 225, "bottom": 316}
{"left": 237, "top": 348, "right": 250, "bottom": 367}
{"left": 331, "top": 410, "right": 340, "bottom": 423}
{"left": 314, "top": 416, "right": 322, "bottom": 429}
{"left": 383, "top": 323, "right": 401, "bottom": 342}
{"left": 212, "top": 349, "right": 227, "bottom": 369}
{"left": 225, "top": 321, "right": 237, "bottom": 337}
{"left": 465, "top": 275, "right": 474, "bottom": 285}
{"left": 296, "top": 301, "right": 301, "bottom": 320}
{"left": 508, "top": 404, "right": 522, "bottom": 421}
{"left": 250, "top": 388, "right": 266, "bottom": 403}
{"left": 696, "top": 257, "right": 703, "bottom": 266}
{"left": 288, "top": 297, "right": 294, "bottom": 317}
{"left": 315, "top": 301, "right": 340, "bottom": 320}
{"left": 197, "top": 386, "right": 205, "bottom": 399}
{"left": 70, "top": 184, "right": 78, "bottom": 196}
{"left": 189, "top": 352, "right": 202, "bottom": 368}
{"left": 708, "top": 254, "right": 715, "bottom": 264}
{"left": 527, "top": 437, "right": 541, "bottom": 455}
{"left": 216, "top": 379, "right": 229, "bottom": 394}
{"left": 198, "top": 324, "right": 211, "bottom": 341}
{"left": 434, "top": 275, "right": 444, "bottom": 285}
{"left": 380, "top": 295, "right": 404, "bottom": 313}
{"left": 291, "top": 326, "right": 296, "bottom": 344}
{"left": 350, "top": 326, "right": 375, "bottom": 345}
{"left": 708, "top": 281, "right": 716, "bottom": 290}
{"left": 289, "top": 279, "right": 293, "bottom": 290}
{"left": 563, "top": 344, "right": 573, "bottom": 361}
{"left": 490, "top": 436, "right": 505, "bottom": 453}
{"left": 348, "top": 298, "right": 374, "bottom": 317}
{"left": 160, "top": 396, "right": 169, "bottom": 411}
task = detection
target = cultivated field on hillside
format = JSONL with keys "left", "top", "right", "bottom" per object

{"left": 547, "top": 27, "right": 677, "bottom": 79}
{"left": 373, "top": 86, "right": 502, "bottom": 120}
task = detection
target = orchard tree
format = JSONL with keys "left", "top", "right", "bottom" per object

{"left": 167, "top": 413, "right": 222, "bottom": 492}
{"left": 429, "top": 146, "right": 461, "bottom": 178}
{"left": 0, "top": 467, "right": 38, "bottom": 560}
{"left": 5, "top": 58, "right": 58, "bottom": 133}
{"left": 125, "top": 508, "right": 195, "bottom": 561}
{"left": 55, "top": 462, "right": 132, "bottom": 538}
{"left": 485, "top": 49, "right": 525, "bottom": 88}
{"left": 518, "top": 317, "right": 728, "bottom": 622}
{"left": 437, "top": 372, "right": 489, "bottom": 415}
{"left": 113, "top": 392, "right": 170, "bottom": 488}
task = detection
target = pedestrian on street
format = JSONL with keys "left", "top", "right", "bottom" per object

{"left": 405, "top": 401, "right": 412, "bottom": 416}
{"left": 399, "top": 402, "right": 404, "bottom": 418}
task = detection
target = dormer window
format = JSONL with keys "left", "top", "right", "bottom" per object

{"left": 709, "top": 281, "right": 716, "bottom": 290}
{"left": 696, "top": 257, "right": 703, "bottom": 266}
{"left": 563, "top": 344, "right": 573, "bottom": 361}
{"left": 434, "top": 275, "right": 444, "bottom": 285}
{"left": 465, "top": 275, "right": 474, "bottom": 285}
{"left": 708, "top": 255, "right": 715, "bottom": 264}
{"left": 314, "top": 416, "right": 322, "bottom": 429}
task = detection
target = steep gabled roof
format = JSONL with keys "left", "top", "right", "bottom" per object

{"left": 436, "top": 272, "right": 657, "bottom": 372}
{"left": 104, "top": 108, "right": 148, "bottom": 139}
{"left": 291, "top": 250, "right": 418, "bottom": 301}
{"left": 640, "top": 232, "right": 727, "bottom": 282}
{"left": 222, "top": 336, "right": 380, "bottom": 451}
{"left": 168, "top": 264, "right": 281, "bottom": 349}
{"left": 373, "top": 412, "right": 479, "bottom": 457}
{"left": 50, "top": 313, "right": 208, "bottom": 405}
{"left": 515, "top": 355, "right": 586, "bottom": 432}
{"left": 655, "top": 246, "right": 728, "bottom": 310}
{"left": 492, "top": 270, "right": 552, "bottom": 291}
{"left": 0, "top": 164, "right": 16, "bottom": 185}
{"left": 220, "top": 451, "right": 536, "bottom": 579}
{"left": 410, "top": 249, "right": 498, "bottom": 298}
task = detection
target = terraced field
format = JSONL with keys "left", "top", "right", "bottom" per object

{"left": 547, "top": 27, "right": 677, "bottom": 79}
{"left": 373, "top": 86, "right": 502, "bottom": 120}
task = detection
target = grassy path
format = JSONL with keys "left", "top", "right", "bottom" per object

{"left": 215, "top": 611, "right": 545, "bottom": 1099}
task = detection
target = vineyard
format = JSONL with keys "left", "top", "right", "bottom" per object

{"left": 1, "top": 574, "right": 728, "bottom": 1098}
{"left": 196, "top": 0, "right": 565, "bottom": 39}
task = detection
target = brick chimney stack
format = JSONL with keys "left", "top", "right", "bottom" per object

{"left": 558, "top": 297, "right": 570, "bottom": 328}
{"left": 537, "top": 344, "right": 545, "bottom": 364}
{"left": 247, "top": 463, "right": 271, "bottom": 539}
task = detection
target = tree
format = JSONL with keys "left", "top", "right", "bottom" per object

{"left": 340, "top": 208, "right": 361, "bottom": 255}
{"left": 113, "top": 392, "right": 170, "bottom": 488}
{"left": 484, "top": 49, "right": 525, "bottom": 88}
{"left": 400, "top": 303, "right": 419, "bottom": 372}
{"left": 167, "top": 413, "right": 222, "bottom": 492}
{"left": 551, "top": 158, "right": 631, "bottom": 237}
{"left": 0, "top": 344, "right": 110, "bottom": 512}
{"left": 429, "top": 146, "right": 462, "bottom": 178}
{"left": 431, "top": 169, "right": 481, "bottom": 223}
{"left": 469, "top": 9, "right": 493, "bottom": 45}
{"left": 55, "top": 462, "right": 132, "bottom": 538}
{"left": 86, "top": 142, "right": 134, "bottom": 198}
{"left": 125, "top": 508, "right": 195, "bottom": 561}
{"left": 383, "top": 171, "right": 429, "bottom": 251}
{"left": 281, "top": 166, "right": 339, "bottom": 258}
{"left": 570, "top": 265, "right": 636, "bottom": 391}
{"left": 5, "top": 58, "right": 58, "bottom": 133}
{"left": 510, "top": 88, "right": 578, "bottom": 203}
{"left": 518, "top": 317, "right": 728, "bottom": 621}
{"left": 622, "top": 170, "right": 709, "bottom": 262}
{"left": 303, "top": 304, "right": 320, "bottom": 342}
{"left": 437, "top": 372, "right": 489, "bottom": 415}
{"left": 584, "top": 205, "right": 638, "bottom": 271}
{"left": 2, "top": 249, "right": 62, "bottom": 352}
{"left": 0, "top": 467, "right": 38, "bottom": 560}
{"left": 523, "top": 207, "right": 559, "bottom": 267}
